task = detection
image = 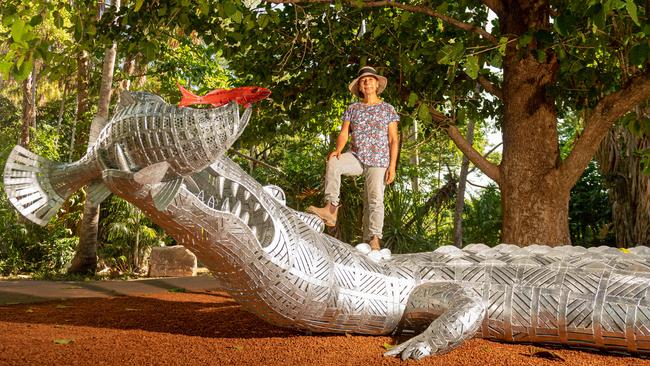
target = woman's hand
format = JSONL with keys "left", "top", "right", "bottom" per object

{"left": 328, "top": 150, "right": 341, "bottom": 161}
{"left": 385, "top": 166, "right": 396, "bottom": 184}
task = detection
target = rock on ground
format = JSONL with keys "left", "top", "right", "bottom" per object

{"left": 148, "top": 246, "right": 197, "bottom": 277}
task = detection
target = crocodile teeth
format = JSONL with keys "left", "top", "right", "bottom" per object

{"left": 231, "top": 182, "right": 240, "bottom": 197}
{"left": 251, "top": 226, "right": 258, "bottom": 237}
{"left": 221, "top": 198, "right": 230, "bottom": 211}
{"left": 253, "top": 202, "right": 261, "bottom": 211}
{"left": 240, "top": 212, "right": 249, "bottom": 225}
{"left": 207, "top": 195, "right": 215, "bottom": 209}
{"left": 243, "top": 190, "right": 251, "bottom": 201}
{"left": 262, "top": 212, "right": 269, "bottom": 222}
{"left": 232, "top": 200, "right": 242, "bottom": 216}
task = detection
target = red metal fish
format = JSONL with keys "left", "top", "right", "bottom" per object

{"left": 178, "top": 83, "right": 271, "bottom": 108}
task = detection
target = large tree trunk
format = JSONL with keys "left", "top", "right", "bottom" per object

{"left": 133, "top": 229, "right": 140, "bottom": 270}
{"left": 67, "top": 50, "right": 93, "bottom": 273}
{"left": 500, "top": 55, "right": 569, "bottom": 245}
{"left": 68, "top": 50, "right": 89, "bottom": 161}
{"left": 497, "top": 2, "right": 570, "bottom": 246}
{"left": 133, "top": 54, "right": 147, "bottom": 89}
{"left": 69, "top": 0, "right": 120, "bottom": 274}
{"left": 20, "top": 71, "right": 35, "bottom": 147}
{"left": 596, "top": 110, "right": 650, "bottom": 247}
{"left": 55, "top": 80, "right": 68, "bottom": 144}
{"left": 453, "top": 119, "right": 474, "bottom": 247}
{"left": 120, "top": 54, "right": 135, "bottom": 92}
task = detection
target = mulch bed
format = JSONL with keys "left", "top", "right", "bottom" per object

{"left": 0, "top": 290, "right": 648, "bottom": 365}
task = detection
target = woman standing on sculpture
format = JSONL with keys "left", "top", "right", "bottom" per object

{"left": 308, "top": 66, "right": 400, "bottom": 251}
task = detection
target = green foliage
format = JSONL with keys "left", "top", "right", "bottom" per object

{"left": 2, "top": 0, "right": 646, "bottom": 277}
{"left": 0, "top": 0, "right": 76, "bottom": 81}
{"left": 0, "top": 203, "right": 77, "bottom": 276}
{"left": 640, "top": 149, "right": 650, "bottom": 174}
{"left": 243, "top": 135, "right": 330, "bottom": 209}
{"left": 569, "top": 161, "right": 614, "bottom": 246}
{"left": 382, "top": 187, "right": 441, "bottom": 253}
{"left": 148, "top": 43, "right": 232, "bottom": 103}
{"left": 0, "top": 93, "right": 80, "bottom": 275}
{"left": 100, "top": 195, "right": 165, "bottom": 273}
{"left": 0, "top": 160, "right": 75, "bottom": 276}
{"left": 462, "top": 185, "right": 502, "bottom": 246}
{"left": 335, "top": 175, "right": 365, "bottom": 244}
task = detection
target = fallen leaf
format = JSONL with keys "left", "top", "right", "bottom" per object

{"left": 529, "top": 346, "right": 565, "bottom": 361}
{"left": 168, "top": 288, "right": 186, "bottom": 293}
{"left": 53, "top": 339, "right": 74, "bottom": 345}
{"left": 124, "top": 308, "right": 140, "bottom": 311}
{"left": 383, "top": 343, "right": 395, "bottom": 350}
{"left": 25, "top": 308, "right": 34, "bottom": 313}
{"left": 56, "top": 304, "right": 71, "bottom": 309}
{"left": 345, "top": 332, "right": 352, "bottom": 338}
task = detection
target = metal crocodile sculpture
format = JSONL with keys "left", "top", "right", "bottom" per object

{"left": 4, "top": 92, "right": 650, "bottom": 361}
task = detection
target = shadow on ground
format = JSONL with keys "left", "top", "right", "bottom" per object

{"left": 0, "top": 291, "right": 301, "bottom": 340}
{"left": 0, "top": 276, "right": 225, "bottom": 305}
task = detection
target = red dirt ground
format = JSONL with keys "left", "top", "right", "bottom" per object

{"left": 1, "top": 290, "right": 649, "bottom": 366}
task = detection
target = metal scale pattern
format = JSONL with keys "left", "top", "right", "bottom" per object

{"left": 4, "top": 92, "right": 650, "bottom": 360}
{"left": 3, "top": 92, "right": 250, "bottom": 225}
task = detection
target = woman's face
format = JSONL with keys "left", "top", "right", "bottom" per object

{"left": 359, "top": 76, "right": 378, "bottom": 97}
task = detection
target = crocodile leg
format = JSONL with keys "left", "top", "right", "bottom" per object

{"left": 384, "top": 282, "right": 485, "bottom": 360}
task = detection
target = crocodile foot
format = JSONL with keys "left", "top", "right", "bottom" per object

{"left": 384, "top": 334, "right": 435, "bottom": 360}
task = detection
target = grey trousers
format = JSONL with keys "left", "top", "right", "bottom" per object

{"left": 324, "top": 152, "right": 386, "bottom": 240}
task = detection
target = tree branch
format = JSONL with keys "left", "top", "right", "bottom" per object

{"left": 447, "top": 124, "right": 502, "bottom": 185}
{"left": 229, "top": 149, "right": 285, "bottom": 175}
{"left": 559, "top": 72, "right": 650, "bottom": 190}
{"left": 425, "top": 105, "right": 501, "bottom": 184}
{"left": 428, "top": 106, "right": 451, "bottom": 124}
{"left": 466, "top": 179, "right": 490, "bottom": 189}
{"left": 263, "top": 0, "right": 497, "bottom": 44}
{"left": 477, "top": 75, "right": 503, "bottom": 99}
{"left": 468, "top": 142, "right": 502, "bottom": 174}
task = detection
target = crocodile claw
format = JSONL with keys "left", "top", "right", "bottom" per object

{"left": 384, "top": 337, "right": 434, "bottom": 360}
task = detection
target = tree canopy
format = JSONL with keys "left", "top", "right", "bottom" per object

{"left": 0, "top": 0, "right": 648, "bottom": 276}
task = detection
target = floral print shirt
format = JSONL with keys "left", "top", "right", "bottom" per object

{"left": 342, "top": 102, "right": 399, "bottom": 168}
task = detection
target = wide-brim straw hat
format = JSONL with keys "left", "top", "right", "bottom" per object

{"left": 348, "top": 66, "right": 388, "bottom": 97}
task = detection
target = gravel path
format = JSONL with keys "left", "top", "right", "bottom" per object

{"left": 1, "top": 290, "right": 648, "bottom": 365}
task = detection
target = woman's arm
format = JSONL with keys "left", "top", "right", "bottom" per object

{"left": 328, "top": 121, "right": 351, "bottom": 161}
{"left": 385, "top": 121, "right": 399, "bottom": 184}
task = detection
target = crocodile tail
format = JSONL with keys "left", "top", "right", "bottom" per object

{"left": 3, "top": 145, "right": 79, "bottom": 226}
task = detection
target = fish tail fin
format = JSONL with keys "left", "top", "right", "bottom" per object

{"left": 177, "top": 83, "right": 201, "bottom": 107}
{"left": 3, "top": 145, "right": 82, "bottom": 226}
